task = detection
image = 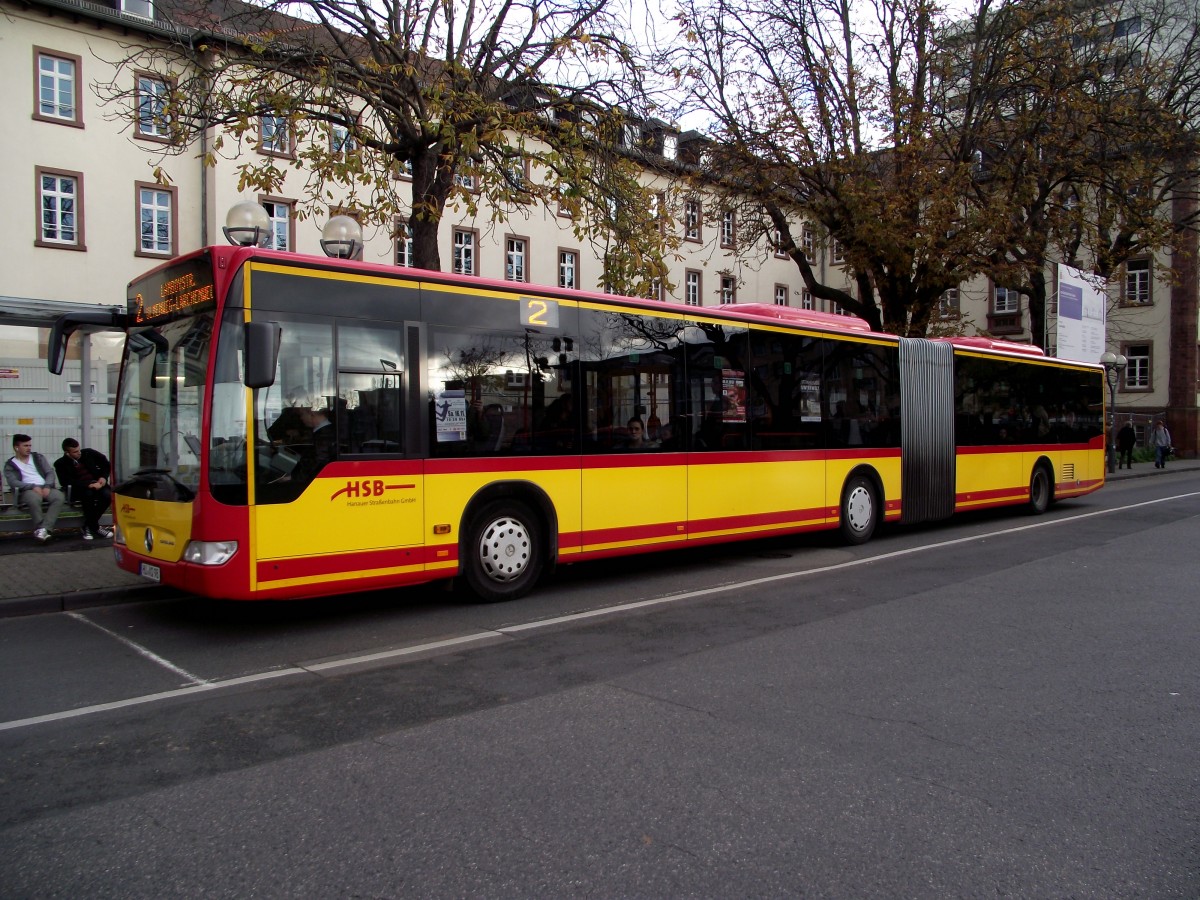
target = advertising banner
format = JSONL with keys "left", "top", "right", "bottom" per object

{"left": 1056, "top": 264, "right": 1107, "bottom": 363}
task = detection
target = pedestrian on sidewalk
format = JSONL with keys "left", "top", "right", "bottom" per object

{"left": 1150, "top": 418, "right": 1172, "bottom": 468}
{"left": 53, "top": 438, "right": 113, "bottom": 540}
{"left": 3, "top": 434, "right": 65, "bottom": 543}
{"left": 1117, "top": 417, "right": 1136, "bottom": 470}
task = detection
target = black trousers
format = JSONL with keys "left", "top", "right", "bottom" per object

{"left": 76, "top": 485, "right": 112, "bottom": 531}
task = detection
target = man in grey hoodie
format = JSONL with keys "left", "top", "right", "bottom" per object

{"left": 3, "top": 434, "right": 65, "bottom": 542}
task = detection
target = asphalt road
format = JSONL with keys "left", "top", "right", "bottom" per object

{"left": 2, "top": 473, "right": 1199, "bottom": 897}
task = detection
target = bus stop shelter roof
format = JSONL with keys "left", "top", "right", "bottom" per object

{"left": 0, "top": 296, "right": 123, "bottom": 330}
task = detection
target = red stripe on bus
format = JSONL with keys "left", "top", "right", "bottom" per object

{"left": 256, "top": 543, "right": 455, "bottom": 582}
{"left": 956, "top": 442, "right": 1097, "bottom": 455}
{"left": 581, "top": 521, "right": 688, "bottom": 546}
{"left": 956, "top": 486, "right": 1028, "bottom": 503}
{"left": 425, "top": 456, "right": 583, "bottom": 475}
{"left": 313, "top": 460, "right": 424, "bottom": 477}
{"left": 687, "top": 506, "right": 831, "bottom": 534}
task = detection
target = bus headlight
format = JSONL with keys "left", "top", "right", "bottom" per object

{"left": 113, "top": 524, "right": 126, "bottom": 545}
{"left": 182, "top": 540, "right": 238, "bottom": 565}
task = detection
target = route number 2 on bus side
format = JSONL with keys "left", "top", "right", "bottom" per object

{"left": 521, "top": 297, "right": 560, "bottom": 329}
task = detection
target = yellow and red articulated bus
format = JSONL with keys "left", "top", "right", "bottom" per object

{"left": 48, "top": 246, "right": 1106, "bottom": 602}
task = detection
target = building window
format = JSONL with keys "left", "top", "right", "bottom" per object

{"left": 683, "top": 199, "right": 702, "bottom": 242}
{"left": 647, "top": 278, "right": 664, "bottom": 302}
{"left": 120, "top": 0, "right": 154, "bottom": 17}
{"left": 36, "top": 167, "right": 84, "bottom": 249}
{"left": 136, "top": 183, "right": 175, "bottom": 257}
{"left": 662, "top": 132, "right": 678, "bottom": 160}
{"left": 505, "top": 236, "right": 528, "bottom": 282}
{"left": 394, "top": 219, "right": 414, "bottom": 267}
{"left": 652, "top": 193, "right": 667, "bottom": 233}
{"left": 720, "top": 275, "right": 736, "bottom": 304}
{"left": 331, "top": 122, "right": 357, "bottom": 154}
{"left": 393, "top": 158, "right": 413, "bottom": 180}
{"left": 454, "top": 171, "right": 477, "bottom": 192}
{"left": 993, "top": 285, "right": 1020, "bottom": 314}
{"left": 1122, "top": 343, "right": 1151, "bottom": 389}
{"left": 260, "top": 114, "right": 291, "bottom": 156}
{"left": 453, "top": 228, "right": 477, "bottom": 275}
{"left": 774, "top": 284, "right": 789, "bottom": 306}
{"left": 939, "top": 287, "right": 960, "bottom": 319}
{"left": 772, "top": 229, "right": 787, "bottom": 259}
{"left": 801, "top": 228, "right": 813, "bottom": 262}
{"left": 260, "top": 198, "right": 293, "bottom": 251}
{"left": 34, "top": 49, "right": 82, "bottom": 127}
{"left": 685, "top": 270, "right": 701, "bottom": 307}
{"left": 136, "top": 74, "right": 170, "bottom": 140}
{"left": 832, "top": 240, "right": 845, "bottom": 264}
{"left": 720, "top": 210, "right": 736, "bottom": 248}
{"left": 1124, "top": 258, "right": 1151, "bottom": 305}
{"left": 559, "top": 249, "right": 578, "bottom": 289}
{"left": 504, "top": 157, "right": 529, "bottom": 196}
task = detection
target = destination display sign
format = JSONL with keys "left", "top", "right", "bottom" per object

{"left": 128, "top": 253, "right": 217, "bottom": 323}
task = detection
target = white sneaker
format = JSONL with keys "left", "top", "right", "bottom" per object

{"left": 82, "top": 529, "right": 95, "bottom": 541}
{"left": 95, "top": 526, "right": 113, "bottom": 539}
{"left": 34, "top": 527, "right": 50, "bottom": 543}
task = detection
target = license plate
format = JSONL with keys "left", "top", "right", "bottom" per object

{"left": 139, "top": 563, "right": 161, "bottom": 583}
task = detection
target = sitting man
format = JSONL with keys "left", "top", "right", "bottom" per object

{"left": 4, "top": 433, "right": 65, "bottom": 543}
{"left": 54, "top": 437, "right": 113, "bottom": 540}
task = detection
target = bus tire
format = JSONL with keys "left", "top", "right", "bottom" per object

{"left": 1028, "top": 465, "right": 1053, "bottom": 515}
{"left": 839, "top": 474, "right": 878, "bottom": 545}
{"left": 463, "top": 500, "right": 543, "bottom": 602}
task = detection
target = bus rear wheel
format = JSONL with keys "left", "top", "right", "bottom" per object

{"left": 840, "top": 474, "right": 878, "bottom": 545}
{"left": 464, "top": 500, "right": 543, "bottom": 602}
{"left": 1028, "top": 465, "right": 1053, "bottom": 515}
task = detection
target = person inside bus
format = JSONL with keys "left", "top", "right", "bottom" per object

{"left": 693, "top": 402, "right": 726, "bottom": 450}
{"left": 291, "top": 405, "right": 337, "bottom": 484}
{"left": 621, "top": 416, "right": 658, "bottom": 451}
{"left": 468, "top": 401, "right": 506, "bottom": 453}
{"left": 536, "top": 394, "right": 576, "bottom": 451}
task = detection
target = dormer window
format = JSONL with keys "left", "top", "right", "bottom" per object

{"left": 121, "top": 0, "right": 154, "bottom": 18}
{"left": 662, "top": 132, "right": 678, "bottom": 160}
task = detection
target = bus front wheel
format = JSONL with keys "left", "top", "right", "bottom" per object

{"left": 1028, "top": 465, "right": 1053, "bottom": 515}
{"left": 463, "top": 500, "right": 543, "bottom": 602}
{"left": 840, "top": 475, "right": 878, "bottom": 545}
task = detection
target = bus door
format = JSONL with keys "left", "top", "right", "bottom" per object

{"left": 578, "top": 309, "right": 687, "bottom": 556}
{"left": 250, "top": 315, "right": 425, "bottom": 593}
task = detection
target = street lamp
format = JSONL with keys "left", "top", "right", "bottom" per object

{"left": 1100, "top": 351, "right": 1127, "bottom": 474}
{"left": 320, "top": 215, "right": 363, "bottom": 259}
{"left": 222, "top": 201, "right": 271, "bottom": 247}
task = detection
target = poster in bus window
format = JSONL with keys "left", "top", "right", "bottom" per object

{"left": 800, "top": 379, "right": 821, "bottom": 422}
{"left": 721, "top": 370, "right": 746, "bottom": 423}
{"left": 435, "top": 389, "right": 468, "bottom": 442}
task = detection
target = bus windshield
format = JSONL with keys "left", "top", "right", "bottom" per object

{"left": 112, "top": 313, "right": 212, "bottom": 500}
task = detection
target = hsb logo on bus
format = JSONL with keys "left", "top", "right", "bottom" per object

{"left": 329, "top": 479, "right": 414, "bottom": 501}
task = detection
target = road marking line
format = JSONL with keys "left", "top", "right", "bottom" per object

{"left": 66, "top": 612, "right": 208, "bottom": 685}
{"left": 3, "top": 489, "right": 1198, "bottom": 734}
{"left": 0, "top": 668, "right": 304, "bottom": 731}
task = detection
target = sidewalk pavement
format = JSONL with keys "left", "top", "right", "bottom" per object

{"left": 2, "top": 458, "right": 1198, "bottom": 619}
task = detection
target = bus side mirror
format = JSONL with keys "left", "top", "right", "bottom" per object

{"left": 47, "top": 310, "right": 126, "bottom": 375}
{"left": 244, "top": 321, "right": 281, "bottom": 389}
